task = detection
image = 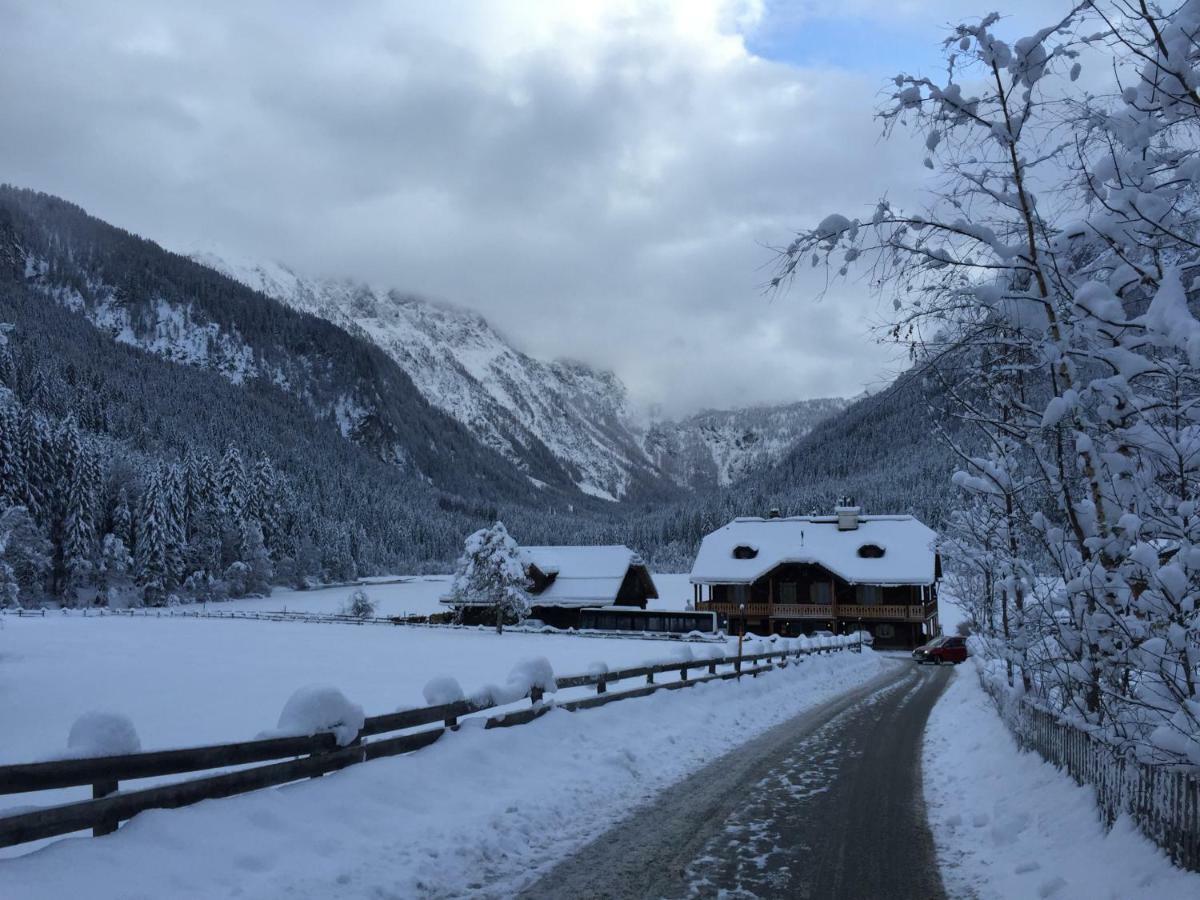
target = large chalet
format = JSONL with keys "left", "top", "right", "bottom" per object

{"left": 690, "top": 506, "right": 940, "bottom": 648}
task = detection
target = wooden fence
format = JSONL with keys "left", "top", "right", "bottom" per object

{"left": 0, "top": 637, "right": 860, "bottom": 849}
{"left": 979, "top": 674, "right": 1200, "bottom": 873}
{"left": 0, "top": 606, "right": 725, "bottom": 642}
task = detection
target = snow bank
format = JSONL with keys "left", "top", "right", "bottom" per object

{"left": 924, "top": 667, "right": 1200, "bottom": 899}
{"left": 64, "top": 712, "right": 141, "bottom": 758}
{"left": 263, "top": 685, "right": 365, "bottom": 747}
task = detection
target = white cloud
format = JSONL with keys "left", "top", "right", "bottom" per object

{"left": 0, "top": 0, "right": 1026, "bottom": 414}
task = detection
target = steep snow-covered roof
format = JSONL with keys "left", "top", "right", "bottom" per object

{"left": 690, "top": 516, "right": 938, "bottom": 586}
{"left": 522, "top": 545, "right": 656, "bottom": 607}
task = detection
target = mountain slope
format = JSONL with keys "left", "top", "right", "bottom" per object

{"left": 0, "top": 187, "right": 550, "bottom": 507}
{"left": 197, "top": 256, "right": 846, "bottom": 498}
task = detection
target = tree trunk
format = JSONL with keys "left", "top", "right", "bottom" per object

{"left": 496, "top": 604, "right": 503, "bottom": 635}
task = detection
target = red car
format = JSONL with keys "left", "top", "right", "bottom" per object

{"left": 912, "top": 635, "right": 968, "bottom": 665}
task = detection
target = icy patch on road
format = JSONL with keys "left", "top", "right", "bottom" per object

{"left": 922, "top": 667, "right": 1200, "bottom": 900}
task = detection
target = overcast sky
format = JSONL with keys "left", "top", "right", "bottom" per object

{"left": 0, "top": 0, "right": 1052, "bottom": 416}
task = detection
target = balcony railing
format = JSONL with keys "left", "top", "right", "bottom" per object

{"left": 696, "top": 601, "right": 937, "bottom": 622}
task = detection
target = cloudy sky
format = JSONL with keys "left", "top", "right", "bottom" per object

{"left": 0, "top": 0, "right": 1050, "bottom": 415}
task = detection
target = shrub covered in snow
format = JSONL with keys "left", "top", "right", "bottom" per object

{"left": 341, "top": 588, "right": 376, "bottom": 619}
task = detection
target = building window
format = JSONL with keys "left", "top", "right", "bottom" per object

{"left": 730, "top": 584, "right": 749, "bottom": 605}
{"left": 857, "top": 543, "right": 886, "bottom": 558}
{"left": 780, "top": 582, "right": 797, "bottom": 605}
{"left": 732, "top": 545, "right": 758, "bottom": 559}
{"left": 858, "top": 585, "right": 882, "bottom": 605}
{"left": 809, "top": 582, "right": 831, "bottom": 604}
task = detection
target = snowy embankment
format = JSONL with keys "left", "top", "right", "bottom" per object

{"left": 1, "top": 643, "right": 883, "bottom": 899}
{"left": 209, "top": 571, "right": 694, "bottom": 617}
{"left": 923, "top": 667, "right": 1200, "bottom": 900}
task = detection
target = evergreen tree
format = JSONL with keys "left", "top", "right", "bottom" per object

{"left": 134, "top": 467, "right": 168, "bottom": 605}
{"left": 447, "top": 521, "right": 530, "bottom": 634}
{"left": 240, "top": 519, "right": 273, "bottom": 596}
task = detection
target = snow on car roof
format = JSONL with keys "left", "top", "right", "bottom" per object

{"left": 689, "top": 515, "right": 937, "bottom": 586}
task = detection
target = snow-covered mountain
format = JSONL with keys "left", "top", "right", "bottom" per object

{"left": 642, "top": 399, "right": 850, "bottom": 489}
{"left": 195, "top": 254, "right": 847, "bottom": 498}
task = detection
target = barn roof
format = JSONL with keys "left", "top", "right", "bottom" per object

{"left": 689, "top": 515, "right": 938, "bottom": 586}
{"left": 441, "top": 545, "right": 658, "bottom": 609}
{"left": 522, "top": 545, "right": 657, "bottom": 607}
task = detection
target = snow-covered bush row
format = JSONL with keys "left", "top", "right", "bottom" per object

{"left": 779, "top": 3, "right": 1200, "bottom": 766}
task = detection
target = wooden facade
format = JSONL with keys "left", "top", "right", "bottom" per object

{"left": 694, "top": 562, "right": 938, "bottom": 647}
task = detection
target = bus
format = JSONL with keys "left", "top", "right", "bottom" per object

{"left": 577, "top": 607, "right": 717, "bottom": 635}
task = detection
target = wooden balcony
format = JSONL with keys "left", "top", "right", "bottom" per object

{"left": 697, "top": 601, "right": 936, "bottom": 622}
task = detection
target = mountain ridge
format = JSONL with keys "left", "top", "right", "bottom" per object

{"left": 195, "top": 253, "right": 848, "bottom": 499}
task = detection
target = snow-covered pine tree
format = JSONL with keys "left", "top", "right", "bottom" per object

{"left": 135, "top": 465, "right": 169, "bottom": 605}
{"left": 447, "top": 521, "right": 530, "bottom": 634}
{"left": 218, "top": 445, "right": 249, "bottom": 526}
{"left": 240, "top": 519, "right": 273, "bottom": 596}
{"left": 58, "top": 419, "right": 95, "bottom": 604}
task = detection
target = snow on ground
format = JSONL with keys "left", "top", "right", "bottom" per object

{"left": 924, "top": 666, "right": 1200, "bottom": 900}
{"left": 213, "top": 571, "right": 694, "bottom": 617}
{"left": 0, "top": 645, "right": 884, "bottom": 898}
{"left": 0, "top": 615, "right": 696, "bottom": 767}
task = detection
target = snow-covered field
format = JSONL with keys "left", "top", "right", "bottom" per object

{"left": 924, "top": 666, "right": 1200, "bottom": 900}
{"left": 211, "top": 571, "right": 694, "bottom": 617}
{"left": 0, "top": 614, "right": 703, "bottom": 767}
{"left": 0, "top": 622, "right": 883, "bottom": 898}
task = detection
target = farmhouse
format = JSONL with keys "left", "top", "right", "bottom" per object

{"left": 444, "top": 545, "right": 660, "bottom": 629}
{"left": 691, "top": 506, "right": 940, "bottom": 648}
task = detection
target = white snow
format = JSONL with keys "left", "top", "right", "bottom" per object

{"left": 63, "top": 712, "right": 141, "bottom": 759}
{"left": 204, "top": 571, "right": 694, "bottom": 617}
{"left": 0, "top": 643, "right": 885, "bottom": 898}
{"left": 422, "top": 676, "right": 466, "bottom": 707}
{"left": 263, "top": 685, "right": 365, "bottom": 747}
{"left": 924, "top": 667, "right": 1200, "bottom": 900}
{"left": 0, "top": 615, "right": 692, "bottom": 768}
{"left": 690, "top": 514, "right": 938, "bottom": 585}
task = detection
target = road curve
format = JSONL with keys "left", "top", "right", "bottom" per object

{"left": 518, "top": 658, "right": 953, "bottom": 900}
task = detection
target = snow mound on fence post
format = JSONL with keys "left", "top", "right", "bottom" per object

{"left": 507, "top": 657, "right": 557, "bottom": 696}
{"left": 423, "top": 676, "right": 465, "bottom": 707}
{"left": 266, "top": 685, "right": 365, "bottom": 747}
{"left": 470, "top": 657, "right": 558, "bottom": 707}
{"left": 66, "top": 711, "right": 141, "bottom": 758}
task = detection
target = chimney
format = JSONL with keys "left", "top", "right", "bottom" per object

{"left": 767, "top": 507, "right": 782, "bottom": 519}
{"left": 834, "top": 498, "right": 861, "bottom": 531}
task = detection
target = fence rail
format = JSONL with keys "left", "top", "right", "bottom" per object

{"left": 0, "top": 606, "right": 727, "bottom": 642}
{"left": 0, "top": 637, "right": 860, "bottom": 849}
{"left": 979, "top": 674, "right": 1200, "bottom": 873}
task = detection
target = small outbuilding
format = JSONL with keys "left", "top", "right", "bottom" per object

{"left": 442, "top": 544, "right": 659, "bottom": 629}
{"left": 690, "top": 506, "right": 940, "bottom": 648}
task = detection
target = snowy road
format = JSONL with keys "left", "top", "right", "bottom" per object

{"left": 520, "top": 659, "right": 951, "bottom": 900}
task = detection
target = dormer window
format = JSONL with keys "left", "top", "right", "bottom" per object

{"left": 857, "top": 543, "right": 885, "bottom": 559}
{"left": 732, "top": 545, "right": 759, "bottom": 559}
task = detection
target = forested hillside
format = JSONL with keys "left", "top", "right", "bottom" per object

{"left": 0, "top": 185, "right": 962, "bottom": 606}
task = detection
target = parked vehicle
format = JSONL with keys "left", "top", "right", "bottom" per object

{"left": 912, "top": 636, "right": 968, "bottom": 665}
{"left": 810, "top": 629, "right": 836, "bottom": 639}
{"left": 852, "top": 629, "right": 875, "bottom": 646}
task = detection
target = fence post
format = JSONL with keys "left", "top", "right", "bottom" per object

{"left": 680, "top": 664, "right": 688, "bottom": 683}
{"left": 597, "top": 675, "right": 607, "bottom": 695}
{"left": 93, "top": 779, "right": 118, "bottom": 836}
{"left": 530, "top": 687, "right": 544, "bottom": 706}
{"left": 646, "top": 671, "right": 654, "bottom": 685}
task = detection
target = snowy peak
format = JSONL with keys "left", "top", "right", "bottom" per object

{"left": 197, "top": 253, "right": 847, "bottom": 499}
